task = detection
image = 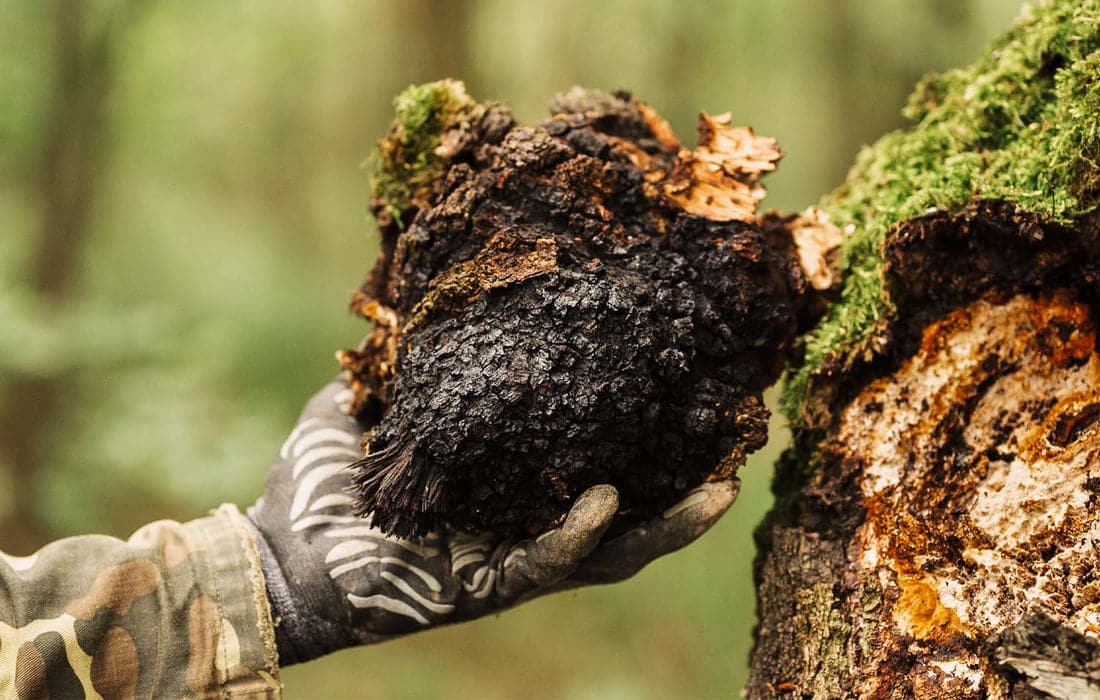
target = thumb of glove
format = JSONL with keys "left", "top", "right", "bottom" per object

{"left": 494, "top": 484, "right": 619, "bottom": 599}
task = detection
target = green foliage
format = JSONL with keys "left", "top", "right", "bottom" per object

{"left": 370, "top": 79, "right": 482, "bottom": 225}
{"left": 782, "top": 0, "right": 1100, "bottom": 424}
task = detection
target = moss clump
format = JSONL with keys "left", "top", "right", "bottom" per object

{"left": 370, "top": 79, "right": 483, "bottom": 226}
{"left": 782, "top": 0, "right": 1100, "bottom": 424}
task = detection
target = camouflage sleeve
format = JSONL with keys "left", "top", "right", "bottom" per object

{"left": 0, "top": 504, "right": 281, "bottom": 699}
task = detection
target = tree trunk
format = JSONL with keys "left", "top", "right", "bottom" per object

{"left": 748, "top": 2, "right": 1100, "bottom": 697}
{"left": 750, "top": 289, "right": 1100, "bottom": 698}
{"left": 0, "top": 0, "right": 146, "bottom": 552}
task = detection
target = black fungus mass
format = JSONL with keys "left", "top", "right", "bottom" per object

{"left": 340, "top": 86, "right": 805, "bottom": 538}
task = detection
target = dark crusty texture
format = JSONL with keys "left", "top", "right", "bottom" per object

{"left": 341, "top": 85, "right": 805, "bottom": 538}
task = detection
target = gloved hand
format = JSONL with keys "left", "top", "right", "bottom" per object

{"left": 247, "top": 377, "right": 738, "bottom": 664}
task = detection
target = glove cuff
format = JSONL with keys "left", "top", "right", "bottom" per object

{"left": 244, "top": 515, "right": 353, "bottom": 665}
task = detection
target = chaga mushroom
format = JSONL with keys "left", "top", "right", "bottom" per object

{"left": 339, "top": 81, "right": 809, "bottom": 538}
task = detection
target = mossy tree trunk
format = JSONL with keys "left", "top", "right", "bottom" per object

{"left": 748, "top": 3, "right": 1100, "bottom": 698}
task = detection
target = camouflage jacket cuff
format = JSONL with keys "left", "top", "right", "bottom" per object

{"left": 0, "top": 505, "right": 281, "bottom": 698}
{"left": 183, "top": 504, "right": 282, "bottom": 697}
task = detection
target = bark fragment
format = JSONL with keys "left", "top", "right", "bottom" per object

{"left": 786, "top": 207, "right": 843, "bottom": 292}
{"left": 662, "top": 113, "right": 782, "bottom": 223}
{"left": 994, "top": 614, "right": 1100, "bottom": 699}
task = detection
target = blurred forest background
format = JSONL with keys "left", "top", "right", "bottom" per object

{"left": 1, "top": 1, "right": 1022, "bottom": 697}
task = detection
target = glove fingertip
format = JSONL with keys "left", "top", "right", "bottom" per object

{"left": 700, "top": 478, "right": 740, "bottom": 515}
{"left": 565, "top": 485, "right": 619, "bottom": 543}
{"left": 572, "top": 484, "right": 619, "bottom": 523}
{"left": 530, "top": 485, "right": 619, "bottom": 567}
{"left": 662, "top": 478, "right": 739, "bottom": 524}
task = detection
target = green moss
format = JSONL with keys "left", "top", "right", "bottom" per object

{"left": 782, "top": 0, "right": 1100, "bottom": 424}
{"left": 370, "top": 79, "right": 483, "bottom": 225}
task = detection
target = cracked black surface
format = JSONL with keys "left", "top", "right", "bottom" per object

{"left": 350, "top": 90, "right": 804, "bottom": 537}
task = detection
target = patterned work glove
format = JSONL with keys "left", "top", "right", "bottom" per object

{"left": 247, "top": 378, "right": 738, "bottom": 664}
